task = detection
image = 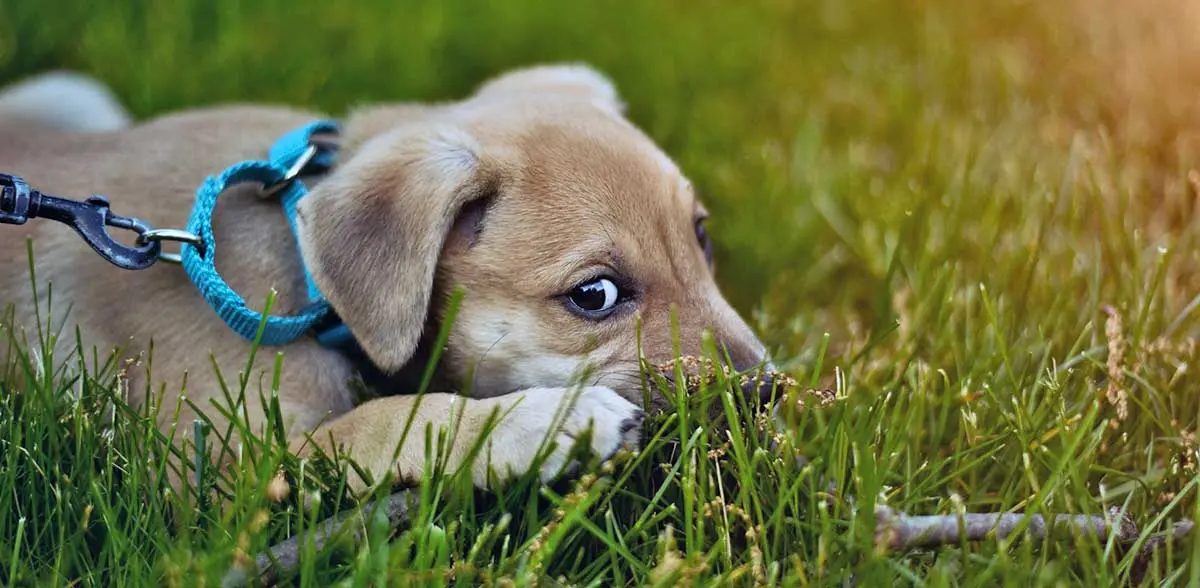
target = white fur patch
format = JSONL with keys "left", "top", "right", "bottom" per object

{"left": 0, "top": 71, "right": 131, "bottom": 132}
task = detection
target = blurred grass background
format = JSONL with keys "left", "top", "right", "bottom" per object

{"left": 5, "top": 0, "right": 1200, "bottom": 584}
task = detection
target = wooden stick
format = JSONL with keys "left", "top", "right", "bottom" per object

{"left": 223, "top": 490, "right": 416, "bottom": 587}
{"left": 874, "top": 506, "right": 1199, "bottom": 584}
{"left": 873, "top": 505, "right": 1140, "bottom": 550}
{"left": 875, "top": 506, "right": 1194, "bottom": 582}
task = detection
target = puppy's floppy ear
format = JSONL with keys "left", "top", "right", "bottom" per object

{"left": 473, "top": 63, "right": 625, "bottom": 115}
{"left": 295, "top": 123, "right": 491, "bottom": 373}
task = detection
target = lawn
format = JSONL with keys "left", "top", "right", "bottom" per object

{"left": 3, "top": 0, "right": 1200, "bottom": 585}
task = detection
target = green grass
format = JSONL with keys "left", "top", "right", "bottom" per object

{"left": 4, "top": 0, "right": 1200, "bottom": 585}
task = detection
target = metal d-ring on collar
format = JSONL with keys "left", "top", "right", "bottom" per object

{"left": 260, "top": 144, "right": 319, "bottom": 198}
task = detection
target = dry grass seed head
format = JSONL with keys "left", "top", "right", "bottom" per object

{"left": 1102, "top": 305, "right": 1129, "bottom": 422}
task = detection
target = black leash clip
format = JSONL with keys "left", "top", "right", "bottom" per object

{"left": 1, "top": 173, "right": 163, "bottom": 270}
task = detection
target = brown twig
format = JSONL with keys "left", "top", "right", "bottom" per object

{"left": 223, "top": 490, "right": 416, "bottom": 587}
{"left": 874, "top": 505, "right": 1139, "bottom": 550}
{"left": 875, "top": 505, "right": 1194, "bottom": 581}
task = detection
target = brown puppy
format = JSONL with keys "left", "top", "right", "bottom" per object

{"left": 0, "top": 65, "right": 772, "bottom": 494}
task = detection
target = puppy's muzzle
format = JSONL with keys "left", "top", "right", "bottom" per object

{"left": 739, "top": 364, "right": 782, "bottom": 404}
{"left": 658, "top": 355, "right": 789, "bottom": 404}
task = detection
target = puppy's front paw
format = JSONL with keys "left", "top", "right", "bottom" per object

{"left": 541, "top": 385, "right": 644, "bottom": 480}
{"left": 478, "top": 385, "right": 643, "bottom": 485}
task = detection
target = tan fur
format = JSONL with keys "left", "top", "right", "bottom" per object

{"left": 0, "top": 65, "right": 770, "bottom": 495}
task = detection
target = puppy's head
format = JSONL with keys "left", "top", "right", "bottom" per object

{"left": 296, "top": 65, "right": 773, "bottom": 411}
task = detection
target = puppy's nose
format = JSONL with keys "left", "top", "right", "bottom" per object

{"left": 739, "top": 363, "right": 780, "bottom": 404}
{"left": 725, "top": 345, "right": 778, "bottom": 404}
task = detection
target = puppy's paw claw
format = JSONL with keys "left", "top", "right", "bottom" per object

{"left": 619, "top": 411, "right": 644, "bottom": 435}
{"left": 542, "top": 385, "right": 643, "bottom": 481}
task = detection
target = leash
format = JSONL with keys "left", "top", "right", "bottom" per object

{"left": 0, "top": 120, "right": 354, "bottom": 350}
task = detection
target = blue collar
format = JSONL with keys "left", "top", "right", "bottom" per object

{"left": 178, "top": 121, "right": 355, "bottom": 350}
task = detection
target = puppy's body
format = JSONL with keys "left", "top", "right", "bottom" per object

{"left": 0, "top": 66, "right": 769, "bottom": 492}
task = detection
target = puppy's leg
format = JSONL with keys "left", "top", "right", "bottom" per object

{"left": 290, "top": 386, "right": 644, "bottom": 493}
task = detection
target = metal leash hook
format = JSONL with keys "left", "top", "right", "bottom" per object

{"left": 0, "top": 173, "right": 198, "bottom": 270}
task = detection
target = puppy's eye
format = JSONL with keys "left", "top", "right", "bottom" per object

{"left": 565, "top": 277, "right": 624, "bottom": 318}
{"left": 696, "top": 218, "right": 713, "bottom": 264}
